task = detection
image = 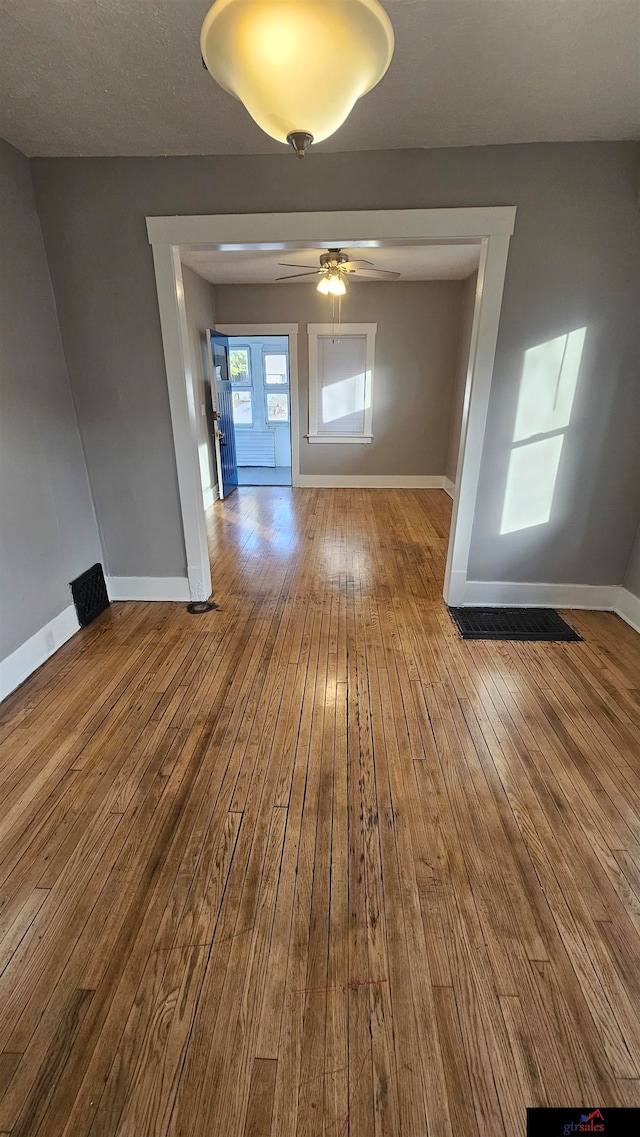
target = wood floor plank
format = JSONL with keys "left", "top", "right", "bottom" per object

{"left": 343, "top": 576, "right": 375, "bottom": 1137}
{"left": 324, "top": 678, "right": 349, "bottom": 1134}
{"left": 243, "top": 1058, "right": 277, "bottom": 1137}
{"left": 0, "top": 486, "right": 638, "bottom": 1137}
{"left": 113, "top": 945, "right": 210, "bottom": 1137}
{"left": 9, "top": 988, "right": 94, "bottom": 1137}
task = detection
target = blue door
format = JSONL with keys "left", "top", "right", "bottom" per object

{"left": 210, "top": 332, "right": 238, "bottom": 499}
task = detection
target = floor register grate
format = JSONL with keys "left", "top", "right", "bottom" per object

{"left": 70, "top": 563, "right": 110, "bottom": 627}
{"left": 449, "top": 606, "right": 581, "bottom": 642}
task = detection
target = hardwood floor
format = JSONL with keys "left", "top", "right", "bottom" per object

{"left": 1, "top": 486, "right": 639, "bottom": 1136}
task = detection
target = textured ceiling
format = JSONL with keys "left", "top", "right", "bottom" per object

{"left": 1, "top": 1, "right": 638, "bottom": 157}
{"left": 181, "top": 243, "right": 481, "bottom": 284}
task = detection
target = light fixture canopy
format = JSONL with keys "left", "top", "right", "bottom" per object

{"left": 200, "top": 0, "right": 394, "bottom": 155}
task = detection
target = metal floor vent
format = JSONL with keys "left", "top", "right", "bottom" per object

{"left": 70, "top": 563, "right": 110, "bottom": 627}
{"left": 449, "top": 606, "right": 581, "bottom": 642}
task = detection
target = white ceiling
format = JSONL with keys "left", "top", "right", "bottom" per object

{"left": 181, "top": 243, "right": 481, "bottom": 284}
{"left": 0, "top": 1, "right": 637, "bottom": 157}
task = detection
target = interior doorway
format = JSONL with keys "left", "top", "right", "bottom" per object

{"left": 228, "top": 335, "right": 292, "bottom": 486}
{"left": 148, "top": 209, "right": 515, "bottom": 604}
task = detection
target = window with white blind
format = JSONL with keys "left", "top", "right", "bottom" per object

{"left": 307, "top": 323, "right": 377, "bottom": 444}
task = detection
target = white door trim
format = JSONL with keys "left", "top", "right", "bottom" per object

{"left": 444, "top": 236, "right": 512, "bottom": 605}
{"left": 146, "top": 208, "right": 516, "bottom": 247}
{"left": 151, "top": 243, "right": 212, "bottom": 602}
{"left": 204, "top": 328, "right": 226, "bottom": 500}
{"left": 147, "top": 208, "right": 516, "bottom": 604}
{"left": 215, "top": 323, "right": 300, "bottom": 486}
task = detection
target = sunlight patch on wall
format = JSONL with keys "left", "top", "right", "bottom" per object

{"left": 513, "top": 327, "right": 585, "bottom": 442}
{"left": 198, "top": 442, "right": 212, "bottom": 488}
{"left": 500, "top": 327, "right": 585, "bottom": 536}
{"left": 501, "top": 435, "right": 564, "bottom": 535}
{"left": 322, "top": 373, "right": 367, "bottom": 426}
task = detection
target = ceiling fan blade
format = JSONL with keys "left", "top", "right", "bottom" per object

{"left": 275, "top": 270, "right": 322, "bottom": 281}
{"left": 341, "top": 259, "right": 374, "bottom": 270}
{"left": 277, "top": 262, "right": 319, "bottom": 269}
{"left": 349, "top": 267, "right": 401, "bottom": 279}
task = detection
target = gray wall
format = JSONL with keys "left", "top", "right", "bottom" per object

{"left": 181, "top": 264, "right": 217, "bottom": 507}
{"left": 445, "top": 272, "right": 477, "bottom": 486}
{"left": 31, "top": 143, "right": 640, "bottom": 585}
{"left": 624, "top": 522, "right": 640, "bottom": 598}
{"left": 0, "top": 139, "right": 101, "bottom": 658}
{"left": 215, "top": 281, "right": 464, "bottom": 477}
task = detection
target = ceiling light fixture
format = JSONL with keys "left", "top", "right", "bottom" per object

{"left": 200, "top": 0, "right": 394, "bottom": 158}
{"left": 317, "top": 273, "right": 346, "bottom": 297}
{"left": 277, "top": 248, "right": 401, "bottom": 295}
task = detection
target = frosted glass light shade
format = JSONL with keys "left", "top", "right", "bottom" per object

{"left": 318, "top": 274, "right": 346, "bottom": 296}
{"left": 200, "top": 0, "right": 394, "bottom": 148}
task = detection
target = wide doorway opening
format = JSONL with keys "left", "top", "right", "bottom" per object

{"left": 149, "top": 208, "right": 515, "bottom": 604}
{"left": 229, "top": 335, "right": 292, "bottom": 486}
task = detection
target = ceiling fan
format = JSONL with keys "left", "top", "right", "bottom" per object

{"left": 276, "top": 248, "right": 400, "bottom": 295}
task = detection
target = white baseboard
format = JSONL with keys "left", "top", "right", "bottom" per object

{"left": 460, "top": 580, "right": 616, "bottom": 610}
{"left": 615, "top": 586, "right": 640, "bottom": 633}
{"left": 0, "top": 604, "right": 80, "bottom": 703}
{"left": 106, "top": 576, "right": 190, "bottom": 602}
{"left": 202, "top": 484, "right": 219, "bottom": 510}
{"left": 297, "top": 474, "right": 447, "bottom": 489}
{"left": 2, "top": 575, "right": 635, "bottom": 708}
{"left": 443, "top": 478, "right": 455, "bottom": 499}
{"left": 455, "top": 580, "right": 639, "bottom": 635}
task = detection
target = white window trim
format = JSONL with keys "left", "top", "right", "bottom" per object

{"left": 307, "top": 322, "right": 377, "bottom": 444}
{"left": 227, "top": 341, "right": 254, "bottom": 429}
{"left": 228, "top": 342, "right": 252, "bottom": 385}
{"left": 262, "top": 346, "right": 290, "bottom": 423}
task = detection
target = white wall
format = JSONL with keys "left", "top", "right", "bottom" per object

{"left": 0, "top": 139, "right": 102, "bottom": 666}
{"left": 181, "top": 263, "right": 218, "bottom": 509}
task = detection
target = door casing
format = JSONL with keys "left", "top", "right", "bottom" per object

{"left": 218, "top": 325, "right": 298, "bottom": 485}
{"left": 148, "top": 209, "right": 515, "bottom": 603}
{"left": 208, "top": 331, "right": 239, "bottom": 499}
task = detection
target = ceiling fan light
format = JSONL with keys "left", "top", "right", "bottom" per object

{"left": 317, "top": 276, "right": 332, "bottom": 295}
{"left": 327, "top": 275, "right": 346, "bottom": 296}
{"left": 200, "top": 0, "right": 394, "bottom": 151}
